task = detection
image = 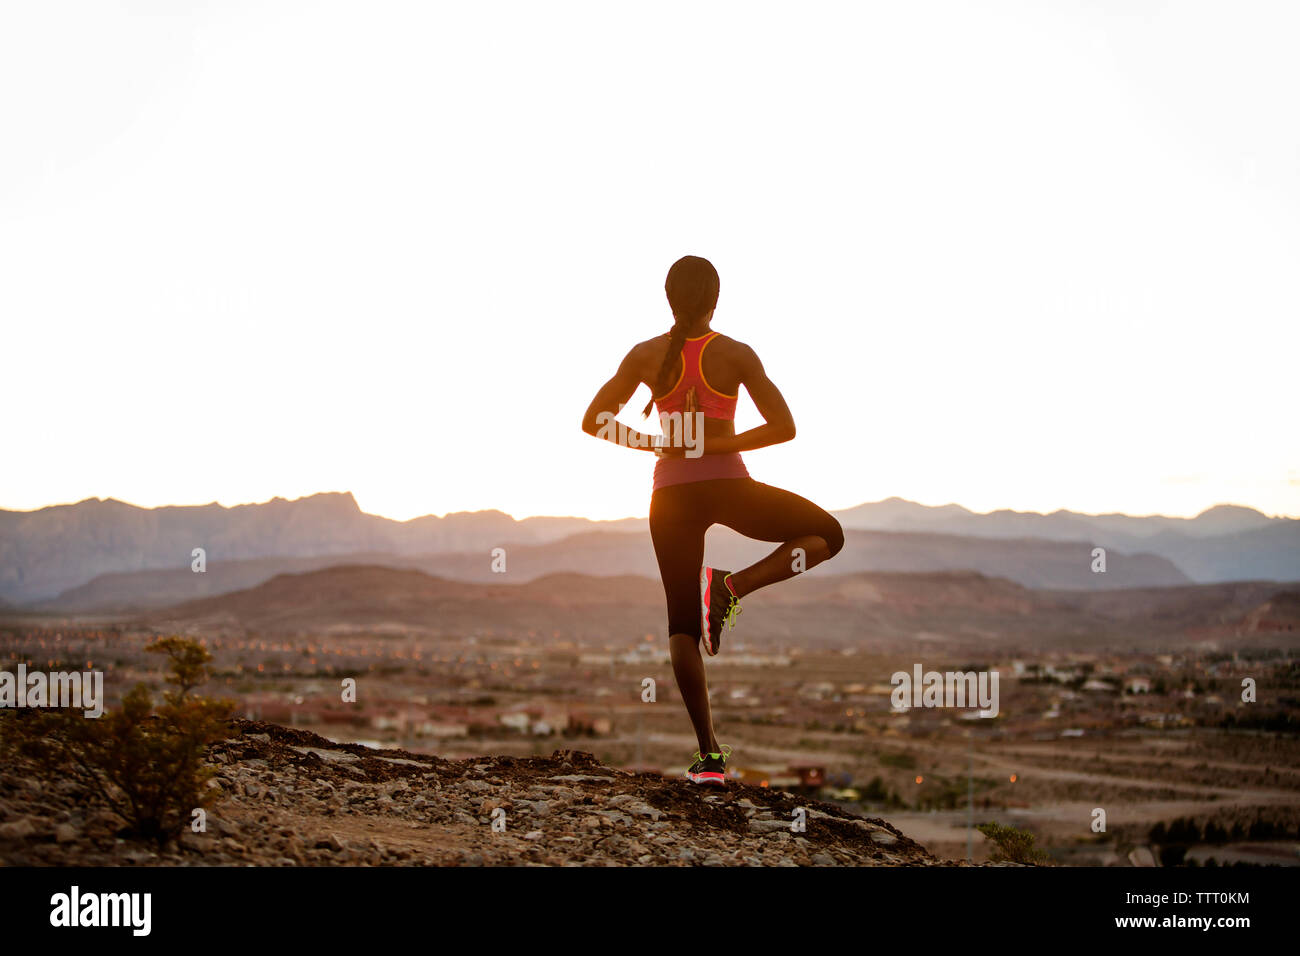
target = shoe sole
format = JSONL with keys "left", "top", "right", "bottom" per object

{"left": 699, "top": 567, "right": 719, "bottom": 656}
{"left": 686, "top": 772, "right": 726, "bottom": 785}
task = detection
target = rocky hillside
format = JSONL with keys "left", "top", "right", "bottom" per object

{"left": 0, "top": 719, "right": 943, "bottom": 867}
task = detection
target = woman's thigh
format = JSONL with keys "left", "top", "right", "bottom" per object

{"left": 712, "top": 479, "right": 844, "bottom": 552}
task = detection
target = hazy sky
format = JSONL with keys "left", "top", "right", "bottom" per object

{"left": 2, "top": 1, "right": 1297, "bottom": 522}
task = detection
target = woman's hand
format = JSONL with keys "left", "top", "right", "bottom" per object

{"left": 684, "top": 385, "right": 700, "bottom": 419}
{"left": 655, "top": 387, "right": 700, "bottom": 459}
{"left": 653, "top": 442, "right": 685, "bottom": 460}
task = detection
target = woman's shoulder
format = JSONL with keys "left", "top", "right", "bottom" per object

{"left": 707, "top": 332, "right": 757, "bottom": 359}
{"left": 626, "top": 334, "right": 676, "bottom": 376}
{"left": 632, "top": 332, "right": 674, "bottom": 356}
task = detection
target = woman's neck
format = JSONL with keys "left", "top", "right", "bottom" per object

{"left": 680, "top": 311, "right": 714, "bottom": 337}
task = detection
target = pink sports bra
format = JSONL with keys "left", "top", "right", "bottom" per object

{"left": 650, "top": 331, "right": 749, "bottom": 491}
{"left": 652, "top": 331, "right": 738, "bottom": 420}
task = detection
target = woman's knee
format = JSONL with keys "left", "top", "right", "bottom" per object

{"left": 820, "top": 516, "right": 845, "bottom": 558}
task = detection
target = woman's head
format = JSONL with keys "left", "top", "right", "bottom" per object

{"left": 642, "top": 255, "right": 721, "bottom": 417}
{"left": 665, "top": 255, "right": 720, "bottom": 325}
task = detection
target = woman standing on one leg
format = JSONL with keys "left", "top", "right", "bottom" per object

{"left": 582, "top": 255, "right": 844, "bottom": 785}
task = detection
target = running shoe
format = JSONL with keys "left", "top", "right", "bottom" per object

{"left": 685, "top": 745, "right": 732, "bottom": 785}
{"left": 700, "top": 566, "right": 742, "bottom": 656}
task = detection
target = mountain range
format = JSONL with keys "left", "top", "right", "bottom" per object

{"left": 0, "top": 492, "right": 1295, "bottom": 608}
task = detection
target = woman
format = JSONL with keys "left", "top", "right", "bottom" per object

{"left": 581, "top": 255, "right": 844, "bottom": 785}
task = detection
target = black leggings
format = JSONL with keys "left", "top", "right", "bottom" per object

{"left": 648, "top": 477, "right": 845, "bottom": 639}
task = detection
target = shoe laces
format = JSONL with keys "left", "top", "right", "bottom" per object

{"left": 722, "top": 575, "right": 743, "bottom": 629}
{"left": 689, "top": 744, "right": 733, "bottom": 769}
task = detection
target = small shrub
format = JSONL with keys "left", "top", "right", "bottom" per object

{"left": 2, "top": 636, "right": 234, "bottom": 849}
{"left": 976, "top": 822, "right": 1050, "bottom": 865}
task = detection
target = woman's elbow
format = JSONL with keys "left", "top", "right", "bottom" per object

{"left": 582, "top": 407, "right": 610, "bottom": 437}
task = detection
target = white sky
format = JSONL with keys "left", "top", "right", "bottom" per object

{"left": 2, "top": 0, "right": 1297, "bottom": 522}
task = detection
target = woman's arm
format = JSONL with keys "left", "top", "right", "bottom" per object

{"left": 699, "top": 344, "right": 796, "bottom": 455}
{"left": 581, "top": 347, "right": 661, "bottom": 451}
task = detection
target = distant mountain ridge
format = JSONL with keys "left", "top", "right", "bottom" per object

{"left": 0, "top": 492, "right": 640, "bottom": 603}
{"left": 21, "top": 525, "right": 1190, "bottom": 614}
{"left": 0, "top": 492, "right": 1296, "bottom": 604}
{"left": 836, "top": 497, "right": 1281, "bottom": 541}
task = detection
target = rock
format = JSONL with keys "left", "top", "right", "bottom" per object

{"left": 0, "top": 818, "right": 36, "bottom": 839}
{"left": 54, "top": 823, "right": 77, "bottom": 843}
{"left": 868, "top": 831, "right": 897, "bottom": 846}
{"left": 292, "top": 747, "right": 359, "bottom": 765}
{"left": 84, "top": 809, "right": 122, "bottom": 836}
{"left": 607, "top": 796, "right": 662, "bottom": 821}
{"left": 524, "top": 831, "right": 544, "bottom": 841}
{"left": 748, "top": 819, "right": 791, "bottom": 833}
{"left": 1127, "top": 846, "right": 1158, "bottom": 867}
{"left": 314, "top": 834, "right": 345, "bottom": 852}
{"left": 206, "top": 816, "right": 238, "bottom": 836}
{"left": 549, "top": 774, "right": 617, "bottom": 784}
{"left": 524, "top": 786, "right": 564, "bottom": 798}
{"left": 812, "top": 852, "right": 836, "bottom": 866}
